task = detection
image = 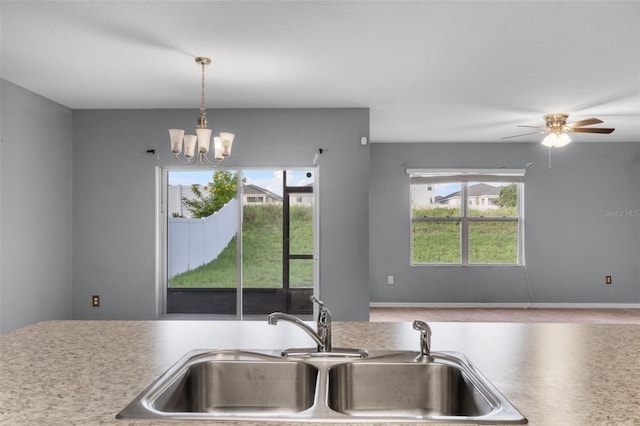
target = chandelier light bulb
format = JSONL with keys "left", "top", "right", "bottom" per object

{"left": 169, "top": 129, "right": 185, "bottom": 153}
{"left": 219, "top": 132, "right": 235, "bottom": 157}
{"left": 183, "top": 135, "right": 197, "bottom": 158}
{"left": 213, "top": 136, "right": 223, "bottom": 160}
{"left": 196, "top": 128, "right": 212, "bottom": 154}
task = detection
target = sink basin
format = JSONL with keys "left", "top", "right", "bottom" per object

{"left": 117, "top": 350, "right": 318, "bottom": 419}
{"left": 117, "top": 350, "right": 526, "bottom": 423}
{"left": 323, "top": 351, "right": 525, "bottom": 423}
{"left": 328, "top": 359, "right": 492, "bottom": 418}
{"left": 154, "top": 359, "right": 317, "bottom": 414}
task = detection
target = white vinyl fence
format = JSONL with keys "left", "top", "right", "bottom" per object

{"left": 168, "top": 199, "right": 238, "bottom": 278}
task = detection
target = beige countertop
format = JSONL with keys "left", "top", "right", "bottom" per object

{"left": 1, "top": 320, "right": 639, "bottom": 425}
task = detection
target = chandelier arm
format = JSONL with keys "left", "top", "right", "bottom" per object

{"left": 200, "top": 152, "right": 225, "bottom": 167}
{"left": 174, "top": 152, "right": 198, "bottom": 165}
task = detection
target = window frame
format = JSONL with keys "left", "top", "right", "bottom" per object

{"left": 408, "top": 169, "right": 525, "bottom": 266}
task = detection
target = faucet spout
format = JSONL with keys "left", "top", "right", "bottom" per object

{"left": 413, "top": 320, "right": 434, "bottom": 362}
{"left": 267, "top": 312, "right": 326, "bottom": 350}
{"left": 267, "top": 296, "right": 334, "bottom": 353}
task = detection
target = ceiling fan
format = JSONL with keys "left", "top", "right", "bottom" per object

{"left": 502, "top": 113, "right": 615, "bottom": 147}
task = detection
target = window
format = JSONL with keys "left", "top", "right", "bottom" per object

{"left": 409, "top": 169, "right": 524, "bottom": 265}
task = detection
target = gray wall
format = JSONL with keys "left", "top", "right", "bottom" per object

{"left": 0, "top": 80, "right": 73, "bottom": 332}
{"left": 3, "top": 79, "right": 637, "bottom": 332}
{"left": 72, "top": 108, "right": 370, "bottom": 321}
{"left": 370, "top": 142, "right": 640, "bottom": 304}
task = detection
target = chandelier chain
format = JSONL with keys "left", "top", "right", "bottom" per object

{"left": 200, "top": 62, "right": 207, "bottom": 117}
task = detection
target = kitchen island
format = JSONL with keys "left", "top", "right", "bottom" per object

{"left": 1, "top": 320, "right": 639, "bottom": 425}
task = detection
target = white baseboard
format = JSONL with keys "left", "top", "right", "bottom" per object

{"left": 369, "top": 302, "right": 640, "bottom": 309}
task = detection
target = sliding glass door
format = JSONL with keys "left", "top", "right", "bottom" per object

{"left": 165, "top": 170, "right": 240, "bottom": 314}
{"left": 164, "top": 168, "right": 316, "bottom": 318}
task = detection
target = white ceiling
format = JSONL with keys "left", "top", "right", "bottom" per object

{"left": 1, "top": 0, "right": 639, "bottom": 143}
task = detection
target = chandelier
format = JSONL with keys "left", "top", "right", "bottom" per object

{"left": 169, "top": 57, "right": 235, "bottom": 166}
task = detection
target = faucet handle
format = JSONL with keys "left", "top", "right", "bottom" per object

{"left": 412, "top": 320, "right": 431, "bottom": 333}
{"left": 310, "top": 295, "right": 327, "bottom": 309}
{"left": 310, "top": 296, "right": 331, "bottom": 318}
{"left": 310, "top": 296, "right": 332, "bottom": 352}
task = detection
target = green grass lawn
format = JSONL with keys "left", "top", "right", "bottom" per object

{"left": 412, "top": 221, "right": 461, "bottom": 263}
{"left": 468, "top": 221, "right": 518, "bottom": 264}
{"left": 169, "top": 204, "right": 313, "bottom": 288}
{"left": 411, "top": 207, "right": 518, "bottom": 264}
{"left": 170, "top": 204, "right": 518, "bottom": 288}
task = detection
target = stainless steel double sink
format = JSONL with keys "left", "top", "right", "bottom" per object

{"left": 117, "top": 349, "right": 527, "bottom": 423}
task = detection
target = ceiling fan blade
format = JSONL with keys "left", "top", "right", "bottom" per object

{"left": 567, "top": 118, "right": 604, "bottom": 128}
{"left": 516, "top": 125, "right": 547, "bottom": 129}
{"left": 571, "top": 127, "right": 615, "bottom": 134}
{"left": 501, "top": 130, "right": 548, "bottom": 140}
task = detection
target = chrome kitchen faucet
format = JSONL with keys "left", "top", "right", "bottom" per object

{"left": 267, "top": 295, "right": 332, "bottom": 352}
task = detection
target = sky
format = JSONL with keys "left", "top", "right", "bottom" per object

{"left": 168, "top": 169, "right": 314, "bottom": 196}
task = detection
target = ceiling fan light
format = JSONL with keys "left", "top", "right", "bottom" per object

{"left": 541, "top": 133, "right": 558, "bottom": 147}
{"left": 555, "top": 133, "right": 572, "bottom": 147}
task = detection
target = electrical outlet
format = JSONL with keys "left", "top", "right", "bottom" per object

{"left": 92, "top": 295, "right": 100, "bottom": 307}
{"left": 387, "top": 275, "right": 394, "bottom": 285}
{"left": 605, "top": 275, "right": 612, "bottom": 285}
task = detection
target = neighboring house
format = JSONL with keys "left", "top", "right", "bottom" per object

{"left": 438, "top": 183, "right": 502, "bottom": 210}
{"left": 290, "top": 194, "right": 313, "bottom": 206}
{"left": 242, "top": 184, "right": 283, "bottom": 205}
{"left": 168, "top": 183, "right": 284, "bottom": 218}
{"left": 411, "top": 184, "right": 436, "bottom": 209}
{"left": 289, "top": 183, "right": 314, "bottom": 206}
